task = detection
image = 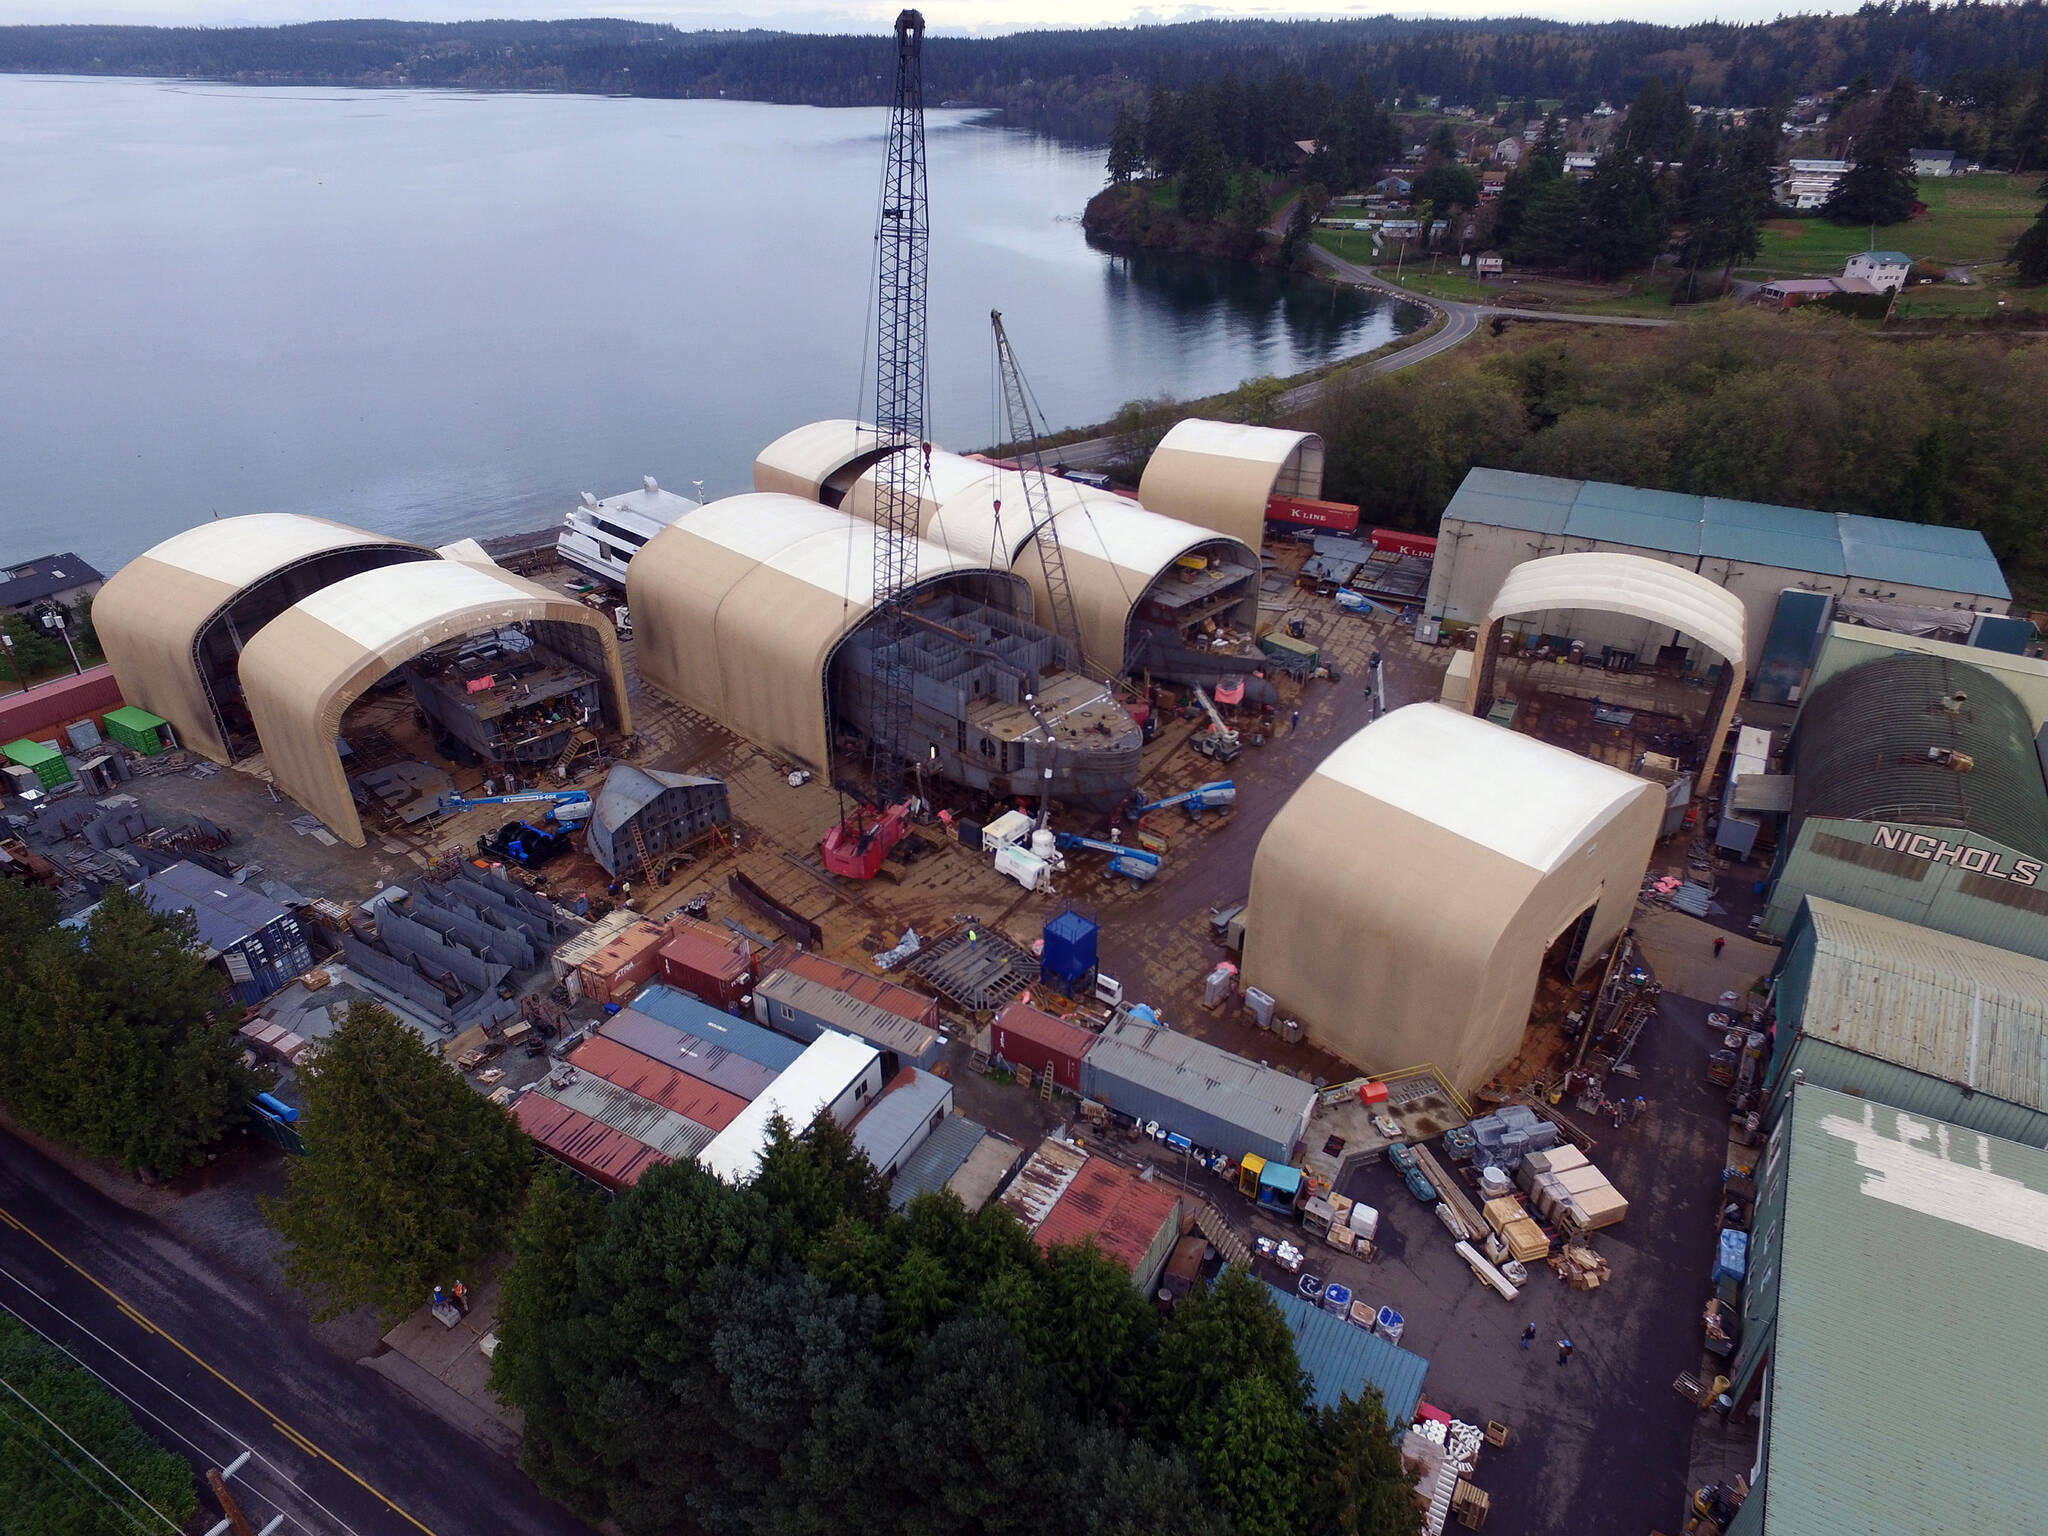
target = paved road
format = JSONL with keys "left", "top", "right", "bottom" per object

{"left": 0, "top": 1131, "right": 591, "bottom": 1536}
{"left": 1051, "top": 248, "right": 1671, "bottom": 472}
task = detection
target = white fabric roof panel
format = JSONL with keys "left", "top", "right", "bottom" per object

{"left": 753, "top": 418, "right": 901, "bottom": 501}
{"left": 1313, "top": 702, "right": 1654, "bottom": 873}
{"left": 119, "top": 512, "right": 412, "bottom": 587}
{"left": 1487, "top": 551, "right": 1748, "bottom": 669}
{"left": 291, "top": 559, "right": 554, "bottom": 652}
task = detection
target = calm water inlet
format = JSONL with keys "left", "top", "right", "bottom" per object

{"left": 0, "top": 76, "right": 1420, "bottom": 571}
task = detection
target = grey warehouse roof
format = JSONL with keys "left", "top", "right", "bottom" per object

{"left": 1788, "top": 652, "right": 2048, "bottom": 858}
{"left": 629, "top": 985, "right": 806, "bottom": 1071}
{"left": 1443, "top": 468, "right": 2009, "bottom": 598}
{"left": 138, "top": 861, "right": 292, "bottom": 956}
{"left": 1788, "top": 897, "right": 2048, "bottom": 1115}
{"left": 851, "top": 1069, "right": 953, "bottom": 1168}
{"left": 756, "top": 970, "right": 940, "bottom": 1060}
{"left": 1085, "top": 1017, "right": 1316, "bottom": 1153}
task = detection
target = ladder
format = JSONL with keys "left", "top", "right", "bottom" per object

{"left": 625, "top": 818, "right": 654, "bottom": 883}
{"left": 552, "top": 728, "right": 598, "bottom": 784}
{"left": 1040, "top": 1062, "right": 1056, "bottom": 1101}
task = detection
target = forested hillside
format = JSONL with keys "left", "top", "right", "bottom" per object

{"left": 7, "top": 6, "right": 2048, "bottom": 141}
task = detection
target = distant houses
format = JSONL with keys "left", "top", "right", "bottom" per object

{"left": 1775, "top": 157, "right": 1849, "bottom": 210}
{"left": 1843, "top": 250, "right": 1913, "bottom": 292}
{"left": 1910, "top": 147, "right": 1964, "bottom": 177}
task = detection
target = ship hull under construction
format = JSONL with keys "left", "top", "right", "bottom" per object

{"left": 831, "top": 592, "right": 1141, "bottom": 813}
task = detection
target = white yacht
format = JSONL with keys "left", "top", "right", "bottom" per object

{"left": 557, "top": 476, "right": 700, "bottom": 589}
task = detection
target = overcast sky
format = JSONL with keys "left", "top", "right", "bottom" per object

{"left": 0, "top": 2, "right": 1867, "bottom": 33}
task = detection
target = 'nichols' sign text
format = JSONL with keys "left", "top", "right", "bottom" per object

{"left": 1871, "top": 825, "right": 2043, "bottom": 886}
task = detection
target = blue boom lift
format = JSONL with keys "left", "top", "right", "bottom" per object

{"left": 1126, "top": 780, "right": 1236, "bottom": 821}
{"left": 437, "top": 789, "right": 593, "bottom": 824}
{"left": 1053, "top": 832, "right": 1162, "bottom": 890}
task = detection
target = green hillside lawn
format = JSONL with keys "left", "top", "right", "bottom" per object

{"left": 1753, "top": 172, "right": 2042, "bottom": 274}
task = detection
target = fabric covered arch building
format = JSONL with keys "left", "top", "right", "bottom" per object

{"left": 1137, "top": 420, "right": 1325, "bottom": 550}
{"left": 94, "top": 514, "right": 440, "bottom": 764}
{"left": 100, "top": 515, "right": 631, "bottom": 849}
{"left": 754, "top": 424, "right": 1263, "bottom": 684}
{"left": 1244, "top": 704, "right": 1664, "bottom": 1091}
{"left": 1469, "top": 551, "right": 1750, "bottom": 794}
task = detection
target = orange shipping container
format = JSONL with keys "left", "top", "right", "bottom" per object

{"left": 578, "top": 919, "right": 671, "bottom": 1006}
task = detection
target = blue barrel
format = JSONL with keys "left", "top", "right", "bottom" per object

{"left": 254, "top": 1091, "right": 299, "bottom": 1123}
{"left": 1323, "top": 1282, "right": 1351, "bottom": 1316}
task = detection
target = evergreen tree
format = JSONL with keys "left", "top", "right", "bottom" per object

{"left": 1106, "top": 101, "right": 1145, "bottom": 184}
{"left": 0, "top": 882, "right": 259, "bottom": 1177}
{"left": 1192, "top": 1373, "right": 1309, "bottom": 1536}
{"left": 488, "top": 1164, "right": 605, "bottom": 1433}
{"left": 266, "top": 1002, "right": 529, "bottom": 1320}
{"left": 1826, "top": 76, "right": 1922, "bottom": 226}
{"left": 1305, "top": 1389, "right": 1425, "bottom": 1536}
{"left": 1178, "top": 139, "right": 1230, "bottom": 223}
{"left": 2012, "top": 196, "right": 2048, "bottom": 283}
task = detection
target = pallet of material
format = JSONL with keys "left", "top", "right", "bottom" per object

{"left": 1481, "top": 1197, "right": 1551, "bottom": 1262}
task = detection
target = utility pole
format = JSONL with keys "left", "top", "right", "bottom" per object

{"left": 0, "top": 629, "right": 25, "bottom": 694}
{"left": 203, "top": 1452, "right": 284, "bottom": 1536}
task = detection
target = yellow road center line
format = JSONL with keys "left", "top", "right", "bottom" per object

{"left": 0, "top": 1201, "right": 438, "bottom": 1535}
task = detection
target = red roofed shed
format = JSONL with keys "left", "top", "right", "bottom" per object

{"left": 991, "top": 1000, "right": 1094, "bottom": 1094}
{"left": 513, "top": 1093, "right": 668, "bottom": 1189}
{"left": 568, "top": 1035, "right": 748, "bottom": 1131}
{"left": 1032, "top": 1154, "right": 1184, "bottom": 1294}
{"left": 657, "top": 916, "right": 754, "bottom": 1009}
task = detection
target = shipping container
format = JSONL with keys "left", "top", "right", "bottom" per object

{"left": 1081, "top": 1016, "right": 1316, "bottom": 1165}
{"left": 513, "top": 1093, "right": 667, "bottom": 1189}
{"left": 569, "top": 1034, "right": 748, "bottom": 1130}
{"left": 599, "top": 1010, "right": 781, "bottom": 1102}
{"left": 760, "top": 944, "right": 941, "bottom": 1031}
{"left": 577, "top": 918, "right": 671, "bottom": 1005}
{"left": 1266, "top": 494, "right": 1361, "bottom": 532}
{"left": 656, "top": 917, "right": 753, "bottom": 1009}
{"left": 632, "top": 985, "right": 806, "bottom": 1070}
{"left": 991, "top": 1000, "right": 1094, "bottom": 1094}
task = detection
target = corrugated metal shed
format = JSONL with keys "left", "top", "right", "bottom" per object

{"left": 567, "top": 1034, "right": 748, "bottom": 1131}
{"left": 1442, "top": 470, "right": 2008, "bottom": 597}
{"left": 1001, "top": 1138, "right": 1089, "bottom": 1231}
{"left": 889, "top": 1114, "right": 989, "bottom": 1210}
{"left": 754, "top": 970, "right": 941, "bottom": 1067}
{"left": 1264, "top": 1284, "right": 1430, "bottom": 1425}
{"left": 512, "top": 1093, "right": 667, "bottom": 1189}
{"left": 1770, "top": 897, "right": 2048, "bottom": 1146}
{"left": 139, "top": 860, "right": 292, "bottom": 952}
{"left": 1787, "top": 652, "right": 2048, "bottom": 859}
{"left": 630, "top": 985, "right": 807, "bottom": 1071}
{"left": 990, "top": 999, "right": 1095, "bottom": 1093}
{"left": 849, "top": 1067, "right": 954, "bottom": 1176}
{"left": 1081, "top": 1018, "right": 1316, "bottom": 1164}
{"left": 1741, "top": 1086, "right": 2048, "bottom": 1534}
{"left": 761, "top": 943, "right": 940, "bottom": 1029}
{"left": 534, "top": 1072, "right": 717, "bottom": 1160}
{"left": 1029, "top": 1155, "right": 1182, "bottom": 1279}
{"left": 598, "top": 1011, "right": 780, "bottom": 1102}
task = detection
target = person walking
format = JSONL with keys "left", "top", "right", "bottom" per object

{"left": 1290, "top": 709, "right": 1301, "bottom": 734}
{"left": 453, "top": 1280, "right": 470, "bottom": 1316}
{"left": 1557, "top": 1336, "right": 1574, "bottom": 1365}
{"left": 1519, "top": 1323, "right": 1537, "bottom": 1350}
{"left": 1713, "top": 935, "right": 1726, "bottom": 957}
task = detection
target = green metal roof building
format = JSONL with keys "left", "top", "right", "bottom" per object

{"left": 1759, "top": 652, "right": 2048, "bottom": 956}
{"left": 1728, "top": 1083, "right": 2048, "bottom": 1534}
{"left": 1769, "top": 897, "right": 2048, "bottom": 1148}
{"left": 1424, "top": 469, "right": 2010, "bottom": 675}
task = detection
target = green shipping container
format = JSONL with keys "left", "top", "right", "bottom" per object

{"left": 3, "top": 737, "right": 73, "bottom": 788}
{"left": 102, "top": 705, "right": 168, "bottom": 756}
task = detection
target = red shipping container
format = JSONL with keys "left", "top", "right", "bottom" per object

{"left": 1370, "top": 528, "right": 1438, "bottom": 556}
{"left": 657, "top": 917, "right": 754, "bottom": 1009}
{"left": 992, "top": 1000, "right": 1095, "bottom": 1094}
{"left": 513, "top": 1094, "right": 667, "bottom": 1189}
{"left": 1265, "top": 494, "right": 1361, "bottom": 532}
{"left": 578, "top": 919, "right": 670, "bottom": 1005}
{"left": 568, "top": 1035, "right": 748, "bottom": 1132}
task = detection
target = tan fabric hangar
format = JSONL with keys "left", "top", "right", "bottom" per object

{"left": 811, "top": 438, "right": 1261, "bottom": 680}
{"left": 1137, "top": 419, "right": 1325, "bottom": 550}
{"left": 236, "top": 558, "right": 630, "bottom": 848}
{"left": 627, "top": 492, "right": 1025, "bottom": 772}
{"left": 1244, "top": 703, "right": 1663, "bottom": 1090}
{"left": 95, "top": 513, "right": 438, "bottom": 764}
